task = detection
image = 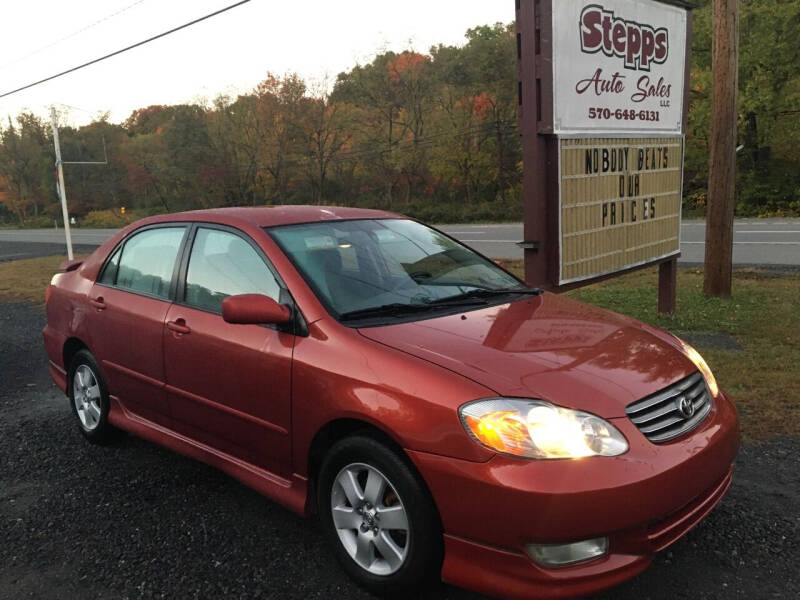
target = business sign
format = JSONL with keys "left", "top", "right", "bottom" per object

{"left": 551, "top": 0, "right": 687, "bottom": 135}
{"left": 558, "top": 136, "right": 682, "bottom": 284}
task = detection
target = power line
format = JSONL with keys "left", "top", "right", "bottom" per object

{"left": 0, "top": 0, "right": 252, "bottom": 100}
{"left": 55, "top": 102, "right": 101, "bottom": 115}
{"left": 0, "top": 0, "right": 149, "bottom": 72}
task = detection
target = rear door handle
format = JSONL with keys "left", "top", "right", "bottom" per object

{"left": 167, "top": 319, "right": 191, "bottom": 335}
{"left": 89, "top": 297, "right": 106, "bottom": 310}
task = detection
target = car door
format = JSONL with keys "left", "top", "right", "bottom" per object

{"left": 88, "top": 225, "right": 188, "bottom": 427}
{"left": 162, "top": 225, "right": 295, "bottom": 478}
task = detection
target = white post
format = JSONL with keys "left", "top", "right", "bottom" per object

{"left": 50, "top": 106, "right": 74, "bottom": 260}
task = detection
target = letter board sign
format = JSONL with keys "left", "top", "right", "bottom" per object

{"left": 551, "top": 0, "right": 687, "bottom": 135}
{"left": 558, "top": 137, "right": 682, "bottom": 284}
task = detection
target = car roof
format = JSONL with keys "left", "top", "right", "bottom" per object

{"left": 157, "top": 206, "right": 403, "bottom": 228}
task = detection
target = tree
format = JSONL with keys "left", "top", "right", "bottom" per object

{"left": 254, "top": 73, "right": 307, "bottom": 203}
{"left": 206, "top": 94, "right": 262, "bottom": 207}
{"left": 333, "top": 53, "right": 412, "bottom": 207}
{"left": 432, "top": 24, "right": 521, "bottom": 201}
{"left": 0, "top": 113, "right": 51, "bottom": 224}
{"left": 302, "top": 80, "right": 353, "bottom": 205}
{"left": 686, "top": 0, "right": 800, "bottom": 216}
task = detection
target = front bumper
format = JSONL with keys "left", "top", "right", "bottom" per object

{"left": 408, "top": 390, "right": 739, "bottom": 599}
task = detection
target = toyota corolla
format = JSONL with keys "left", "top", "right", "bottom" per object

{"left": 43, "top": 206, "right": 739, "bottom": 599}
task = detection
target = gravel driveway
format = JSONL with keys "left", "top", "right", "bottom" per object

{"left": 1, "top": 302, "right": 798, "bottom": 600}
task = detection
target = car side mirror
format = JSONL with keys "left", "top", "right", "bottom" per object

{"left": 222, "top": 294, "right": 292, "bottom": 325}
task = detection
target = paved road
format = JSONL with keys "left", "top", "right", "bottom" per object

{"left": 437, "top": 219, "right": 800, "bottom": 263}
{"left": 0, "top": 228, "right": 116, "bottom": 262}
{"left": 1, "top": 220, "right": 799, "bottom": 264}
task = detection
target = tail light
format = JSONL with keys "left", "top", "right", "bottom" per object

{"left": 46, "top": 274, "right": 59, "bottom": 303}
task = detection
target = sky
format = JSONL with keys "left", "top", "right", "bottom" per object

{"left": 0, "top": 0, "right": 513, "bottom": 127}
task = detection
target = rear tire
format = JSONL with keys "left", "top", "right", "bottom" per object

{"left": 317, "top": 435, "right": 443, "bottom": 596}
{"left": 68, "top": 349, "right": 117, "bottom": 444}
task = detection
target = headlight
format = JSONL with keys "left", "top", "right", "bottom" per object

{"left": 679, "top": 340, "right": 719, "bottom": 397}
{"left": 459, "top": 399, "right": 628, "bottom": 459}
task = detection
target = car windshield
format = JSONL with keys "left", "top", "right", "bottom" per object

{"left": 267, "top": 219, "right": 531, "bottom": 323}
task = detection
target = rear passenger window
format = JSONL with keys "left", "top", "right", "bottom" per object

{"left": 98, "top": 246, "right": 122, "bottom": 285}
{"left": 185, "top": 228, "right": 281, "bottom": 313}
{"left": 115, "top": 227, "right": 186, "bottom": 299}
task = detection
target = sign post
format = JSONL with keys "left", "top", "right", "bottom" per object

{"left": 516, "top": 0, "right": 694, "bottom": 315}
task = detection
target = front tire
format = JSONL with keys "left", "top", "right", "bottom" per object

{"left": 68, "top": 349, "right": 117, "bottom": 444}
{"left": 317, "top": 435, "right": 443, "bottom": 596}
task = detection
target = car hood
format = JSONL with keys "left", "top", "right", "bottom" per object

{"left": 358, "top": 292, "right": 696, "bottom": 418}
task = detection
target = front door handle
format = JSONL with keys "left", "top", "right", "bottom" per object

{"left": 89, "top": 297, "right": 106, "bottom": 311}
{"left": 167, "top": 319, "right": 191, "bottom": 335}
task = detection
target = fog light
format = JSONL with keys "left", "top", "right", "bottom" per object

{"left": 525, "top": 537, "right": 608, "bottom": 567}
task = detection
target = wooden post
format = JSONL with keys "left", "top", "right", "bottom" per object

{"left": 517, "top": 0, "right": 549, "bottom": 288}
{"left": 657, "top": 2, "right": 694, "bottom": 317}
{"left": 659, "top": 259, "right": 678, "bottom": 316}
{"left": 516, "top": 0, "right": 559, "bottom": 289}
{"left": 704, "top": 0, "right": 739, "bottom": 298}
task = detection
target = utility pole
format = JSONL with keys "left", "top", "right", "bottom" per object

{"left": 50, "top": 106, "right": 74, "bottom": 260}
{"left": 704, "top": 0, "right": 739, "bottom": 298}
{"left": 49, "top": 106, "right": 108, "bottom": 261}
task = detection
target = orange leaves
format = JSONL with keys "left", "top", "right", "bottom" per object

{"left": 471, "top": 93, "right": 494, "bottom": 120}
{"left": 386, "top": 52, "right": 428, "bottom": 83}
{"left": 256, "top": 72, "right": 282, "bottom": 98}
{"left": 453, "top": 93, "right": 495, "bottom": 120}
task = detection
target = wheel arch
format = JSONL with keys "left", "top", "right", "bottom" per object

{"left": 305, "top": 418, "right": 441, "bottom": 525}
{"left": 307, "top": 418, "right": 403, "bottom": 487}
{"left": 63, "top": 337, "right": 90, "bottom": 372}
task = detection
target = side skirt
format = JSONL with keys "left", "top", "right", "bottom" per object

{"left": 49, "top": 361, "right": 68, "bottom": 394}
{"left": 107, "top": 396, "right": 308, "bottom": 516}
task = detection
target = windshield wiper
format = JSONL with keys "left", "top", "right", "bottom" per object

{"left": 338, "top": 287, "right": 541, "bottom": 322}
{"left": 338, "top": 303, "right": 434, "bottom": 322}
{"left": 338, "top": 294, "right": 494, "bottom": 321}
{"left": 426, "top": 286, "right": 542, "bottom": 305}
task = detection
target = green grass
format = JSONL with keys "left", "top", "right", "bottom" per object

{"left": 0, "top": 255, "right": 85, "bottom": 304}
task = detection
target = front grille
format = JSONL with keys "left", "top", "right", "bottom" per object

{"left": 626, "top": 371, "right": 712, "bottom": 443}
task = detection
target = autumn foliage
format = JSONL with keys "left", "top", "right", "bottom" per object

{"left": 0, "top": 24, "right": 526, "bottom": 226}
{"left": 1, "top": 6, "right": 799, "bottom": 226}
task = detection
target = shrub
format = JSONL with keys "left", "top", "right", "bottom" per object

{"left": 79, "top": 209, "right": 136, "bottom": 228}
{"left": 20, "top": 216, "right": 57, "bottom": 229}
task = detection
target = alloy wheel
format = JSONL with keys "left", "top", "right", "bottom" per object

{"left": 73, "top": 364, "right": 102, "bottom": 431}
{"left": 331, "top": 462, "right": 410, "bottom": 575}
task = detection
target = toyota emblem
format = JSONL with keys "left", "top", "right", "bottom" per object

{"left": 677, "top": 396, "right": 695, "bottom": 419}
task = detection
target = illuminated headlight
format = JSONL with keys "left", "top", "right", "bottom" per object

{"left": 526, "top": 538, "right": 608, "bottom": 567}
{"left": 678, "top": 340, "right": 719, "bottom": 397}
{"left": 459, "top": 399, "right": 628, "bottom": 459}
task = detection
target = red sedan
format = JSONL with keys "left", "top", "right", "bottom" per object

{"left": 43, "top": 207, "right": 739, "bottom": 599}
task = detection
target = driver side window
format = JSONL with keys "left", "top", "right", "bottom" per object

{"left": 184, "top": 228, "right": 281, "bottom": 313}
